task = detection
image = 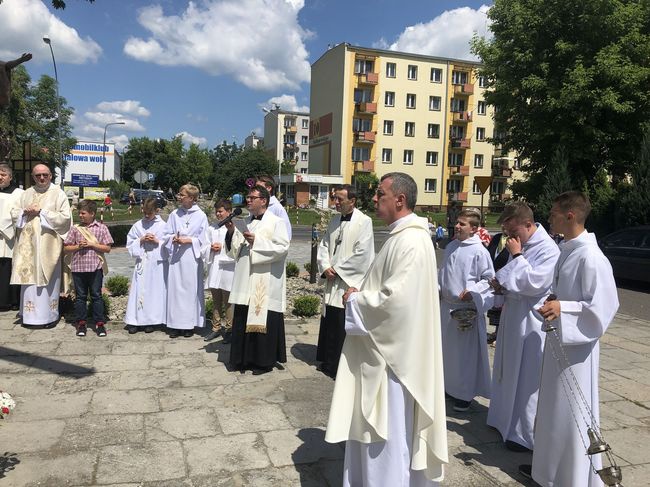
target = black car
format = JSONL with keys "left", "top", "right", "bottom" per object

{"left": 599, "top": 226, "right": 650, "bottom": 283}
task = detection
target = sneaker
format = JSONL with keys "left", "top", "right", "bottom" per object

{"left": 96, "top": 322, "right": 107, "bottom": 337}
{"left": 518, "top": 464, "right": 532, "bottom": 480}
{"left": 127, "top": 325, "right": 138, "bottom": 334}
{"left": 487, "top": 332, "right": 498, "bottom": 345}
{"left": 204, "top": 330, "right": 221, "bottom": 342}
{"left": 76, "top": 321, "right": 87, "bottom": 337}
{"left": 453, "top": 399, "right": 472, "bottom": 412}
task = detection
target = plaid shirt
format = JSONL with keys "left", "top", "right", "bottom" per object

{"left": 64, "top": 221, "right": 114, "bottom": 272}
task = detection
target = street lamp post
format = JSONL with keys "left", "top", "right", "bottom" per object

{"left": 262, "top": 107, "right": 282, "bottom": 196}
{"left": 102, "top": 122, "right": 125, "bottom": 181}
{"left": 42, "top": 36, "right": 63, "bottom": 188}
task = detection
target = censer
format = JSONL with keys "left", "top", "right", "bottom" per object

{"left": 450, "top": 307, "right": 477, "bottom": 331}
{"left": 542, "top": 295, "right": 623, "bottom": 486}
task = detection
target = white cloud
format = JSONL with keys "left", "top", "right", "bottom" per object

{"left": 260, "top": 94, "right": 309, "bottom": 113}
{"left": 376, "top": 5, "right": 492, "bottom": 61}
{"left": 123, "top": 0, "right": 312, "bottom": 91}
{"left": 176, "top": 131, "right": 208, "bottom": 147}
{"left": 96, "top": 100, "right": 151, "bottom": 117}
{"left": 83, "top": 112, "right": 146, "bottom": 132}
{"left": 0, "top": 0, "right": 102, "bottom": 63}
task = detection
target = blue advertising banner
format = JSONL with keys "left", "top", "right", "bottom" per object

{"left": 71, "top": 173, "right": 100, "bottom": 187}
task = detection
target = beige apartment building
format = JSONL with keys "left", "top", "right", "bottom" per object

{"left": 309, "top": 43, "right": 521, "bottom": 211}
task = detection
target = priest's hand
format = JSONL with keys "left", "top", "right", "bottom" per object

{"left": 342, "top": 287, "right": 358, "bottom": 305}
{"left": 505, "top": 235, "right": 522, "bottom": 255}
{"left": 323, "top": 267, "right": 337, "bottom": 280}
{"left": 489, "top": 278, "right": 504, "bottom": 294}
{"left": 211, "top": 242, "right": 222, "bottom": 252}
{"left": 459, "top": 289, "right": 473, "bottom": 301}
{"left": 243, "top": 231, "right": 255, "bottom": 245}
{"left": 538, "top": 300, "right": 561, "bottom": 321}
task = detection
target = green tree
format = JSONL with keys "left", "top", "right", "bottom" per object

{"left": 207, "top": 141, "right": 241, "bottom": 192}
{"left": 214, "top": 147, "right": 277, "bottom": 198}
{"left": 353, "top": 172, "right": 379, "bottom": 211}
{"left": 531, "top": 145, "right": 574, "bottom": 221}
{"left": 472, "top": 0, "right": 650, "bottom": 186}
{"left": 616, "top": 129, "right": 650, "bottom": 229}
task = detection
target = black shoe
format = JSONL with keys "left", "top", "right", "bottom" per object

{"left": 518, "top": 464, "right": 532, "bottom": 480}
{"left": 169, "top": 329, "right": 180, "bottom": 338}
{"left": 144, "top": 326, "right": 155, "bottom": 333}
{"left": 275, "top": 362, "right": 285, "bottom": 371}
{"left": 252, "top": 367, "right": 272, "bottom": 375}
{"left": 204, "top": 330, "right": 221, "bottom": 341}
{"left": 96, "top": 322, "right": 107, "bottom": 337}
{"left": 487, "top": 332, "right": 497, "bottom": 345}
{"left": 506, "top": 440, "right": 532, "bottom": 453}
{"left": 183, "top": 329, "right": 194, "bottom": 338}
{"left": 222, "top": 332, "right": 232, "bottom": 344}
{"left": 453, "top": 399, "right": 472, "bottom": 412}
{"left": 76, "top": 321, "right": 87, "bottom": 337}
{"left": 128, "top": 325, "right": 138, "bottom": 334}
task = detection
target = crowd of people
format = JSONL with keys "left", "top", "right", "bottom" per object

{"left": 0, "top": 164, "right": 620, "bottom": 487}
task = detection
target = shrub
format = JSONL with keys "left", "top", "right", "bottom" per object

{"left": 106, "top": 275, "right": 129, "bottom": 296}
{"left": 87, "top": 294, "right": 111, "bottom": 321}
{"left": 293, "top": 295, "right": 320, "bottom": 317}
{"left": 286, "top": 261, "right": 300, "bottom": 278}
{"left": 205, "top": 297, "right": 214, "bottom": 324}
{"left": 109, "top": 224, "right": 131, "bottom": 246}
{"left": 303, "top": 262, "right": 312, "bottom": 273}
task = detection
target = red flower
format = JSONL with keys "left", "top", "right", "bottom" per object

{"left": 1, "top": 406, "right": 9, "bottom": 414}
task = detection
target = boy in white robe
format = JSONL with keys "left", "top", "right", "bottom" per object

{"left": 124, "top": 197, "right": 168, "bottom": 333}
{"left": 520, "top": 191, "right": 619, "bottom": 486}
{"left": 487, "top": 202, "right": 560, "bottom": 452}
{"left": 439, "top": 208, "right": 494, "bottom": 412}
{"left": 203, "top": 198, "right": 236, "bottom": 342}
{"left": 0, "top": 163, "right": 23, "bottom": 311}
{"left": 163, "top": 184, "right": 208, "bottom": 338}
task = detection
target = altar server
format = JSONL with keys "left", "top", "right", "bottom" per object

{"left": 0, "top": 163, "right": 23, "bottom": 311}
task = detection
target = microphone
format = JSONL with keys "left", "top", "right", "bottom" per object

{"left": 217, "top": 207, "right": 242, "bottom": 228}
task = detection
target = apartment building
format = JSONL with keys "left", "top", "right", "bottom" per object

{"left": 309, "top": 43, "right": 521, "bottom": 211}
{"left": 244, "top": 132, "right": 263, "bottom": 149}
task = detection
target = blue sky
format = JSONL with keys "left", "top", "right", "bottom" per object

{"left": 0, "top": 0, "right": 491, "bottom": 150}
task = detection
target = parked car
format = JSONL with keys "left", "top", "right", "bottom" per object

{"left": 120, "top": 189, "right": 167, "bottom": 208}
{"left": 599, "top": 226, "right": 650, "bottom": 283}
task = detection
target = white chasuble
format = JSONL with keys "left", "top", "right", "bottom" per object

{"left": 203, "top": 223, "right": 235, "bottom": 291}
{"left": 124, "top": 216, "right": 168, "bottom": 326}
{"left": 487, "top": 224, "right": 560, "bottom": 449}
{"left": 532, "top": 231, "right": 618, "bottom": 487}
{"left": 438, "top": 234, "right": 494, "bottom": 402}
{"left": 163, "top": 205, "right": 208, "bottom": 329}
{"left": 0, "top": 186, "right": 23, "bottom": 258}
{"left": 317, "top": 208, "right": 374, "bottom": 311}
{"left": 326, "top": 214, "right": 448, "bottom": 485}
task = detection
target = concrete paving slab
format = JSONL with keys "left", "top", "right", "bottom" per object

{"left": 262, "top": 428, "right": 343, "bottom": 467}
{"left": 59, "top": 414, "right": 145, "bottom": 449}
{"left": 145, "top": 409, "right": 222, "bottom": 441}
{"left": 2, "top": 419, "right": 66, "bottom": 453}
{"left": 2, "top": 450, "right": 96, "bottom": 486}
{"left": 184, "top": 433, "right": 271, "bottom": 476}
{"left": 215, "top": 402, "right": 292, "bottom": 434}
{"left": 94, "top": 353, "right": 151, "bottom": 371}
{"left": 12, "top": 391, "right": 92, "bottom": 420}
{"left": 91, "top": 389, "right": 160, "bottom": 414}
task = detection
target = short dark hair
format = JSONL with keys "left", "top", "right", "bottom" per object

{"left": 336, "top": 184, "right": 357, "bottom": 202}
{"left": 250, "top": 185, "right": 270, "bottom": 208}
{"left": 553, "top": 191, "right": 591, "bottom": 224}
{"left": 498, "top": 201, "right": 534, "bottom": 225}
{"left": 214, "top": 198, "right": 232, "bottom": 211}
{"left": 256, "top": 175, "right": 276, "bottom": 193}
{"left": 381, "top": 172, "right": 417, "bottom": 210}
{"left": 78, "top": 199, "right": 97, "bottom": 214}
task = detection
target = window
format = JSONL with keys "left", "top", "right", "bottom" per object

{"left": 383, "top": 120, "right": 394, "bottom": 135}
{"left": 284, "top": 134, "right": 296, "bottom": 143}
{"left": 429, "top": 96, "right": 441, "bottom": 111}
{"left": 449, "top": 152, "right": 464, "bottom": 166}
{"left": 354, "top": 59, "right": 374, "bottom": 74}
{"left": 427, "top": 124, "right": 440, "bottom": 138}
{"left": 354, "top": 89, "right": 373, "bottom": 103}
{"left": 425, "top": 179, "right": 437, "bottom": 193}
{"left": 450, "top": 125, "right": 465, "bottom": 139}
{"left": 405, "top": 122, "right": 415, "bottom": 137}
{"left": 284, "top": 117, "right": 296, "bottom": 128}
{"left": 450, "top": 98, "right": 466, "bottom": 112}
{"left": 302, "top": 119, "right": 309, "bottom": 129}
{"left": 474, "top": 154, "right": 484, "bottom": 168}
{"left": 477, "top": 100, "right": 486, "bottom": 115}
{"left": 472, "top": 181, "right": 481, "bottom": 194}
{"left": 430, "top": 67, "right": 442, "bottom": 83}
{"left": 407, "top": 64, "right": 418, "bottom": 80}
{"left": 476, "top": 127, "right": 486, "bottom": 141}
{"left": 301, "top": 135, "right": 308, "bottom": 144}
{"left": 353, "top": 118, "right": 372, "bottom": 132}
{"left": 300, "top": 168, "right": 308, "bottom": 174}
{"left": 283, "top": 151, "right": 293, "bottom": 160}
{"left": 491, "top": 180, "right": 505, "bottom": 194}
{"left": 403, "top": 150, "right": 414, "bottom": 164}
{"left": 385, "top": 91, "right": 395, "bottom": 107}
{"left": 352, "top": 147, "right": 370, "bottom": 161}
{"left": 301, "top": 152, "right": 308, "bottom": 161}
{"left": 451, "top": 70, "right": 468, "bottom": 84}
{"left": 447, "top": 179, "right": 461, "bottom": 193}
{"left": 406, "top": 93, "right": 416, "bottom": 109}
{"left": 386, "top": 62, "right": 396, "bottom": 78}
{"left": 382, "top": 148, "right": 392, "bottom": 163}
{"left": 426, "top": 151, "right": 438, "bottom": 165}
{"left": 478, "top": 76, "right": 486, "bottom": 88}
{"left": 514, "top": 158, "right": 522, "bottom": 170}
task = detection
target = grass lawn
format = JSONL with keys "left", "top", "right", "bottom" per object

{"left": 72, "top": 201, "right": 143, "bottom": 225}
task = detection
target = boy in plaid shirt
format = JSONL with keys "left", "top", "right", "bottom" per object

{"left": 64, "top": 200, "right": 113, "bottom": 337}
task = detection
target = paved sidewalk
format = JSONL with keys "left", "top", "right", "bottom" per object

{"left": 1, "top": 309, "right": 649, "bottom": 486}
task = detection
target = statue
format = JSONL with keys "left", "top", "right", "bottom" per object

{"left": 0, "top": 53, "right": 32, "bottom": 109}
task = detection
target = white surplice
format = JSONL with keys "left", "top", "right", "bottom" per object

{"left": 203, "top": 223, "right": 235, "bottom": 291}
{"left": 326, "top": 214, "right": 448, "bottom": 486}
{"left": 487, "top": 224, "right": 560, "bottom": 449}
{"left": 163, "top": 205, "right": 208, "bottom": 330}
{"left": 0, "top": 186, "right": 24, "bottom": 258}
{"left": 317, "top": 208, "right": 374, "bottom": 311}
{"left": 532, "top": 231, "right": 619, "bottom": 487}
{"left": 267, "top": 195, "right": 292, "bottom": 240}
{"left": 124, "top": 215, "right": 169, "bottom": 326}
{"left": 438, "top": 234, "right": 494, "bottom": 402}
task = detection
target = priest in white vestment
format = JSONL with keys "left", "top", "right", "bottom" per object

{"left": 225, "top": 185, "right": 289, "bottom": 375}
{"left": 256, "top": 176, "right": 292, "bottom": 240}
{"left": 11, "top": 164, "right": 71, "bottom": 326}
{"left": 439, "top": 208, "right": 494, "bottom": 412}
{"left": 487, "top": 202, "right": 560, "bottom": 452}
{"left": 0, "top": 163, "right": 23, "bottom": 310}
{"left": 163, "top": 184, "right": 208, "bottom": 338}
{"left": 524, "top": 191, "right": 619, "bottom": 487}
{"left": 124, "top": 198, "right": 169, "bottom": 332}
{"left": 316, "top": 184, "right": 374, "bottom": 377}
{"left": 326, "top": 173, "right": 447, "bottom": 486}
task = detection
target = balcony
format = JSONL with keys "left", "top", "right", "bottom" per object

{"left": 285, "top": 125, "right": 297, "bottom": 133}
{"left": 453, "top": 83, "right": 474, "bottom": 95}
{"left": 354, "top": 131, "right": 376, "bottom": 143}
{"left": 448, "top": 192, "right": 468, "bottom": 202}
{"left": 452, "top": 111, "right": 473, "bottom": 123}
{"left": 284, "top": 142, "right": 297, "bottom": 150}
{"left": 356, "top": 102, "right": 377, "bottom": 114}
{"left": 354, "top": 160, "right": 375, "bottom": 172}
{"left": 449, "top": 165, "right": 470, "bottom": 176}
{"left": 450, "top": 138, "right": 471, "bottom": 149}
{"left": 358, "top": 72, "right": 379, "bottom": 85}
{"left": 491, "top": 166, "right": 512, "bottom": 178}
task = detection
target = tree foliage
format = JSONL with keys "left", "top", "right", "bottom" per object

{"left": 213, "top": 147, "right": 278, "bottom": 198}
{"left": 353, "top": 172, "right": 379, "bottom": 211}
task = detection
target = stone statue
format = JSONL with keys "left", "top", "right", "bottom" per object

{"left": 0, "top": 53, "right": 32, "bottom": 109}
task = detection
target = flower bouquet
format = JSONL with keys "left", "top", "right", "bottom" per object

{"left": 0, "top": 391, "right": 16, "bottom": 419}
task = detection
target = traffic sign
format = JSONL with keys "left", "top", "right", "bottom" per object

{"left": 474, "top": 176, "right": 493, "bottom": 194}
{"left": 71, "top": 173, "right": 99, "bottom": 187}
{"left": 148, "top": 172, "right": 156, "bottom": 181}
{"left": 133, "top": 170, "right": 148, "bottom": 184}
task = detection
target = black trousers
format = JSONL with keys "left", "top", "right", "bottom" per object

{"left": 0, "top": 257, "right": 20, "bottom": 310}
{"left": 316, "top": 305, "right": 346, "bottom": 374}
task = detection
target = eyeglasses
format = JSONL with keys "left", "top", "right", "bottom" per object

{"left": 34, "top": 173, "right": 51, "bottom": 178}
{"left": 246, "top": 196, "right": 262, "bottom": 201}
